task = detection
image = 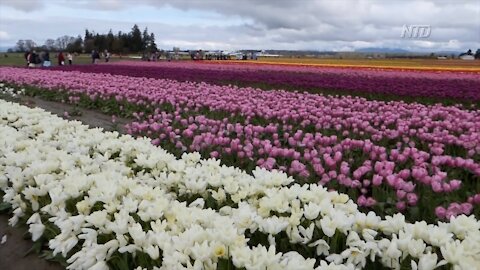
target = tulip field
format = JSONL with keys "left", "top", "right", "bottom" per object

{"left": 52, "top": 61, "right": 480, "bottom": 102}
{"left": 0, "top": 61, "right": 480, "bottom": 269}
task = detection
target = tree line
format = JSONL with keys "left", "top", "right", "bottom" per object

{"left": 9, "top": 24, "right": 158, "bottom": 54}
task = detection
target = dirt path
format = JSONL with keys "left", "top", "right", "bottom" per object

{"left": 0, "top": 216, "right": 64, "bottom": 270}
{"left": 17, "top": 96, "right": 130, "bottom": 133}
{"left": 0, "top": 96, "right": 131, "bottom": 269}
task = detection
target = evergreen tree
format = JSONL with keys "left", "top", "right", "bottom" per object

{"left": 142, "top": 27, "right": 150, "bottom": 51}
{"left": 84, "top": 29, "right": 93, "bottom": 40}
{"left": 106, "top": 29, "right": 115, "bottom": 52}
{"left": 149, "top": 32, "right": 158, "bottom": 52}
{"left": 84, "top": 29, "right": 94, "bottom": 52}
{"left": 16, "top": 25, "right": 156, "bottom": 54}
{"left": 118, "top": 31, "right": 130, "bottom": 53}
{"left": 130, "top": 24, "right": 143, "bottom": 52}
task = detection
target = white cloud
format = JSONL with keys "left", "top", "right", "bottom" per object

{"left": 0, "top": 0, "right": 44, "bottom": 12}
{"left": 0, "top": 0, "right": 478, "bottom": 51}
{"left": 0, "top": 31, "right": 10, "bottom": 40}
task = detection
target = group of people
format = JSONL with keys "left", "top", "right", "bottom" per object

{"left": 25, "top": 50, "right": 73, "bottom": 67}
{"left": 91, "top": 50, "right": 110, "bottom": 64}
{"left": 24, "top": 49, "right": 113, "bottom": 67}
{"left": 141, "top": 51, "right": 161, "bottom": 61}
{"left": 57, "top": 52, "right": 74, "bottom": 66}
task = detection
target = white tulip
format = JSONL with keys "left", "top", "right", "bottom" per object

{"left": 441, "top": 240, "right": 463, "bottom": 265}
{"left": 28, "top": 223, "right": 45, "bottom": 241}
{"left": 128, "top": 223, "right": 147, "bottom": 247}
{"left": 2, "top": 100, "right": 480, "bottom": 270}
{"left": 408, "top": 239, "right": 426, "bottom": 258}
{"left": 281, "top": 251, "right": 316, "bottom": 269}
{"left": 89, "top": 260, "right": 109, "bottom": 270}
{"left": 303, "top": 202, "right": 321, "bottom": 220}
{"left": 341, "top": 247, "right": 367, "bottom": 268}
{"left": 189, "top": 198, "right": 205, "bottom": 208}
{"left": 418, "top": 252, "right": 439, "bottom": 270}
{"left": 145, "top": 245, "right": 160, "bottom": 260}
{"left": 298, "top": 223, "right": 315, "bottom": 244}
{"left": 189, "top": 241, "right": 211, "bottom": 261}
{"left": 85, "top": 210, "right": 109, "bottom": 228}
{"left": 319, "top": 216, "right": 337, "bottom": 237}
{"left": 26, "top": 212, "right": 42, "bottom": 224}
{"left": 260, "top": 216, "right": 289, "bottom": 235}
{"left": 385, "top": 238, "right": 402, "bottom": 261}
{"left": 449, "top": 215, "right": 480, "bottom": 240}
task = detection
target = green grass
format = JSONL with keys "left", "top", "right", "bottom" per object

{"left": 0, "top": 52, "right": 133, "bottom": 66}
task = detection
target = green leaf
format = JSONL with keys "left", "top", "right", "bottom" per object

{"left": 0, "top": 202, "right": 12, "bottom": 212}
{"left": 217, "top": 258, "right": 232, "bottom": 270}
{"left": 24, "top": 240, "right": 43, "bottom": 256}
{"left": 410, "top": 206, "right": 420, "bottom": 219}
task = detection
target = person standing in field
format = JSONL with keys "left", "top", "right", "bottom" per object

{"left": 24, "top": 51, "right": 30, "bottom": 66}
{"left": 27, "top": 51, "right": 34, "bottom": 67}
{"left": 42, "top": 51, "right": 51, "bottom": 67}
{"left": 95, "top": 50, "right": 101, "bottom": 63}
{"left": 104, "top": 50, "right": 110, "bottom": 62}
{"left": 92, "top": 50, "right": 100, "bottom": 64}
{"left": 58, "top": 51, "right": 65, "bottom": 66}
{"left": 28, "top": 51, "right": 39, "bottom": 67}
{"left": 67, "top": 53, "right": 73, "bottom": 65}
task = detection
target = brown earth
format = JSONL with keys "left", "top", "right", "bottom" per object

{"left": 0, "top": 215, "right": 64, "bottom": 270}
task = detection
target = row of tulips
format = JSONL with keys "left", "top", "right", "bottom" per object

{"left": 1, "top": 100, "right": 480, "bottom": 269}
{"left": 104, "top": 61, "right": 480, "bottom": 76}
{"left": 127, "top": 110, "right": 480, "bottom": 222}
{"left": 0, "top": 67, "right": 479, "bottom": 222}
{"left": 203, "top": 60, "right": 480, "bottom": 73}
{"left": 52, "top": 61, "right": 480, "bottom": 101}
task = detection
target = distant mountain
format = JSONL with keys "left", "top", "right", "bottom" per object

{"left": 355, "top": 47, "right": 410, "bottom": 53}
{"left": 0, "top": 46, "right": 11, "bottom": 52}
{"left": 434, "top": 50, "right": 463, "bottom": 55}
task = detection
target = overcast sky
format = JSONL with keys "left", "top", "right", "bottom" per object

{"left": 0, "top": 0, "right": 479, "bottom": 51}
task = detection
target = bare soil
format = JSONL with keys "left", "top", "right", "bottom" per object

{"left": 0, "top": 216, "right": 64, "bottom": 270}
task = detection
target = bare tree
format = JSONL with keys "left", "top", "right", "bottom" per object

{"left": 55, "top": 35, "right": 75, "bottom": 51}
{"left": 24, "top": 40, "right": 36, "bottom": 51}
{"left": 44, "top": 39, "right": 56, "bottom": 50}
{"left": 15, "top": 40, "right": 26, "bottom": 52}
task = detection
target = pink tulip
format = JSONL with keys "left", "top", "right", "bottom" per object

{"left": 365, "top": 197, "right": 377, "bottom": 207}
{"left": 445, "top": 210, "right": 456, "bottom": 220}
{"left": 449, "top": 180, "right": 462, "bottom": 190}
{"left": 357, "top": 195, "right": 367, "bottom": 207}
{"left": 431, "top": 181, "right": 443, "bottom": 193}
{"left": 460, "top": 203, "right": 473, "bottom": 215}
{"left": 474, "top": 194, "right": 480, "bottom": 205}
{"left": 372, "top": 174, "right": 383, "bottom": 186}
{"left": 396, "top": 190, "right": 406, "bottom": 199}
{"left": 435, "top": 206, "right": 446, "bottom": 219}
{"left": 396, "top": 201, "right": 406, "bottom": 211}
{"left": 2, "top": 65, "right": 479, "bottom": 222}
{"left": 406, "top": 193, "right": 418, "bottom": 206}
